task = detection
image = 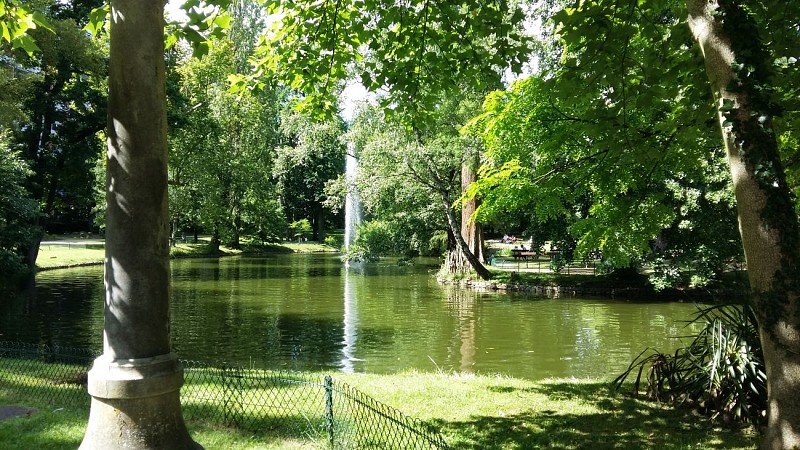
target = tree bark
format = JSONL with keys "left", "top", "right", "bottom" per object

{"left": 80, "top": 1, "right": 197, "bottom": 448}
{"left": 314, "top": 204, "right": 325, "bottom": 241}
{"left": 439, "top": 190, "right": 491, "bottom": 280}
{"left": 461, "top": 158, "right": 485, "bottom": 264}
{"left": 688, "top": 1, "right": 800, "bottom": 448}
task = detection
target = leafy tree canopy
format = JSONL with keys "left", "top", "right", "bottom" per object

{"left": 0, "top": 134, "right": 39, "bottom": 277}
{"left": 227, "top": 0, "right": 531, "bottom": 122}
{"left": 0, "top": 0, "right": 52, "bottom": 53}
{"left": 463, "top": 0, "right": 746, "bottom": 281}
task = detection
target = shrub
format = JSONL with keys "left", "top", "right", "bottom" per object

{"left": 649, "top": 257, "right": 683, "bottom": 291}
{"left": 548, "top": 253, "right": 566, "bottom": 273}
{"left": 289, "top": 219, "right": 312, "bottom": 240}
{"left": 324, "top": 235, "right": 343, "bottom": 250}
{"left": 613, "top": 303, "right": 766, "bottom": 425}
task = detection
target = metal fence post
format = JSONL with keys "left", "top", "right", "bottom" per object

{"left": 324, "top": 375, "right": 334, "bottom": 448}
{"left": 222, "top": 366, "right": 231, "bottom": 425}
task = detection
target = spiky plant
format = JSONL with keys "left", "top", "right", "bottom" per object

{"left": 613, "top": 303, "right": 766, "bottom": 425}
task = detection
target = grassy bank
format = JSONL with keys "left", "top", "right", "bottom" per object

{"left": 35, "top": 237, "right": 335, "bottom": 271}
{"left": 0, "top": 365, "right": 757, "bottom": 449}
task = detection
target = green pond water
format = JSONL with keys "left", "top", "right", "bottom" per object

{"left": 1, "top": 253, "right": 705, "bottom": 380}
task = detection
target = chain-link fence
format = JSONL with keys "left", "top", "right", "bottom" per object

{"left": 0, "top": 342, "right": 448, "bottom": 449}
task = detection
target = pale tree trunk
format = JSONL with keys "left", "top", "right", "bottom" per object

{"left": 440, "top": 190, "right": 491, "bottom": 280}
{"left": 80, "top": 1, "right": 197, "bottom": 448}
{"left": 461, "top": 159, "right": 485, "bottom": 264}
{"left": 688, "top": 1, "right": 800, "bottom": 448}
{"left": 443, "top": 158, "right": 489, "bottom": 278}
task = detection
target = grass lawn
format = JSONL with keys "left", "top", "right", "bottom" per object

{"left": 35, "top": 244, "right": 106, "bottom": 270}
{"left": 0, "top": 367, "right": 758, "bottom": 449}
{"left": 35, "top": 237, "right": 336, "bottom": 270}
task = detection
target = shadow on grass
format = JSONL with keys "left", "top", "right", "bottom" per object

{"left": 0, "top": 407, "right": 86, "bottom": 449}
{"left": 437, "top": 381, "right": 757, "bottom": 450}
{"left": 0, "top": 403, "right": 326, "bottom": 449}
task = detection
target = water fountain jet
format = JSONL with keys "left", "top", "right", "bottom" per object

{"left": 344, "top": 142, "right": 362, "bottom": 255}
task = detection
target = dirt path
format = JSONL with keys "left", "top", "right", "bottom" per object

{"left": 0, "top": 406, "right": 37, "bottom": 421}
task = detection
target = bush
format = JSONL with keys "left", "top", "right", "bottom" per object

{"left": 343, "top": 244, "right": 378, "bottom": 263}
{"left": 649, "top": 257, "right": 683, "bottom": 291}
{"left": 289, "top": 219, "right": 312, "bottom": 240}
{"left": 323, "top": 235, "right": 343, "bottom": 250}
{"left": 613, "top": 303, "right": 766, "bottom": 425}
{"left": 355, "top": 221, "right": 394, "bottom": 255}
{"left": 0, "top": 144, "right": 39, "bottom": 277}
{"left": 548, "top": 253, "right": 566, "bottom": 273}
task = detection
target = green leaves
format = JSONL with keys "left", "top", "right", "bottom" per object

{"left": 0, "top": 1, "right": 53, "bottom": 54}
{"left": 83, "top": 4, "right": 110, "bottom": 38}
{"left": 246, "top": 0, "right": 531, "bottom": 122}
{"left": 0, "top": 136, "right": 40, "bottom": 276}
{"left": 464, "top": 0, "right": 739, "bottom": 269}
{"left": 165, "top": 0, "right": 231, "bottom": 58}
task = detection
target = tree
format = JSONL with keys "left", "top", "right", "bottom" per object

{"left": 687, "top": 1, "right": 800, "bottom": 447}
{"left": 288, "top": 218, "right": 312, "bottom": 241}
{"left": 169, "top": 38, "right": 285, "bottom": 247}
{"left": 0, "top": 0, "right": 51, "bottom": 53}
{"left": 0, "top": 134, "right": 39, "bottom": 279}
{"left": 274, "top": 111, "right": 345, "bottom": 241}
{"left": 238, "top": 0, "right": 530, "bottom": 121}
{"left": 478, "top": 0, "right": 799, "bottom": 445}
{"left": 347, "top": 96, "right": 492, "bottom": 278}
{"left": 243, "top": 0, "right": 532, "bottom": 278}
{"left": 2, "top": 5, "right": 106, "bottom": 268}
{"left": 464, "top": 70, "right": 740, "bottom": 279}
{"left": 334, "top": 105, "right": 447, "bottom": 260}
{"left": 460, "top": 152, "right": 485, "bottom": 264}
{"left": 80, "top": 1, "right": 195, "bottom": 447}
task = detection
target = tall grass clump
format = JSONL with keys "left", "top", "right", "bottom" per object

{"left": 613, "top": 303, "right": 766, "bottom": 426}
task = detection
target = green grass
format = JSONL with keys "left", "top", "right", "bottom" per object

{"left": 36, "top": 245, "right": 105, "bottom": 270}
{"left": 36, "top": 238, "right": 338, "bottom": 271}
{"left": 0, "top": 363, "right": 758, "bottom": 449}
{"left": 342, "top": 371, "right": 758, "bottom": 449}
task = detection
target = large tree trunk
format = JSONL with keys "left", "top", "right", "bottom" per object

{"left": 461, "top": 158, "right": 485, "bottom": 264}
{"left": 314, "top": 204, "right": 325, "bottom": 241}
{"left": 439, "top": 191, "right": 491, "bottom": 280}
{"left": 80, "top": 1, "right": 197, "bottom": 448}
{"left": 688, "top": 2, "right": 800, "bottom": 448}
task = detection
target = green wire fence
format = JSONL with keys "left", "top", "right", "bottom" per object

{"left": 0, "top": 341, "right": 449, "bottom": 449}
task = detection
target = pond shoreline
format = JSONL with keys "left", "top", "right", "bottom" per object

{"left": 34, "top": 241, "right": 335, "bottom": 272}
{"left": 36, "top": 248, "right": 749, "bottom": 303}
{"left": 441, "top": 275, "right": 749, "bottom": 302}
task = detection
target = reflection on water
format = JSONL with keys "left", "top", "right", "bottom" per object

{"left": 443, "top": 286, "right": 477, "bottom": 373}
{"left": 0, "top": 254, "right": 704, "bottom": 380}
{"left": 341, "top": 264, "right": 364, "bottom": 372}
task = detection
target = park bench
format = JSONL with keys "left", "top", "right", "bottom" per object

{"left": 510, "top": 249, "right": 538, "bottom": 260}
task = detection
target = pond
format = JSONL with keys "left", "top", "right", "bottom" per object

{"left": 0, "top": 254, "right": 704, "bottom": 380}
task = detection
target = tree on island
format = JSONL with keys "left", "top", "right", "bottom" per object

{"left": 342, "top": 94, "right": 491, "bottom": 277}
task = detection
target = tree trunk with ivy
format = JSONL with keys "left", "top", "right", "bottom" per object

{"left": 688, "top": 1, "right": 800, "bottom": 447}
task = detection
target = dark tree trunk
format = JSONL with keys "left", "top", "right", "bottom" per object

{"left": 229, "top": 199, "right": 241, "bottom": 249}
{"left": 314, "top": 206, "right": 325, "bottom": 242}
{"left": 688, "top": 1, "right": 800, "bottom": 447}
